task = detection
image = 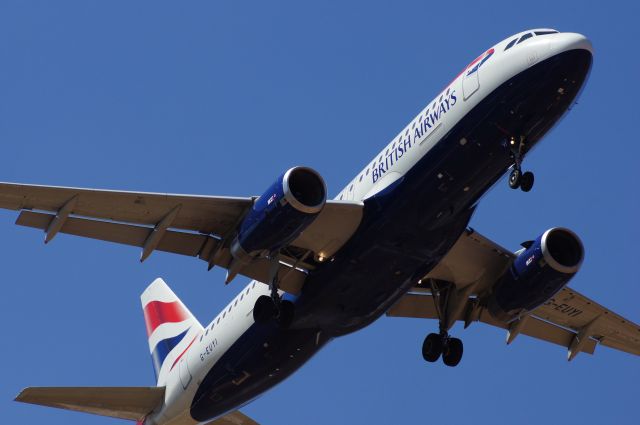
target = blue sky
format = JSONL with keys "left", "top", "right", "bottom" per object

{"left": 1, "top": 1, "right": 639, "bottom": 424}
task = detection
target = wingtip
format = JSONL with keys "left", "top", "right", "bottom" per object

{"left": 14, "top": 387, "right": 30, "bottom": 403}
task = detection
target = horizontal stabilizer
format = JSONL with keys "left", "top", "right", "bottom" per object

{"left": 15, "top": 386, "right": 165, "bottom": 421}
{"left": 205, "top": 410, "right": 260, "bottom": 425}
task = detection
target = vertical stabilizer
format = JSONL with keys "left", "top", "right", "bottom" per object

{"left": 141, "top": 278, "right": 203, "bottom": 386}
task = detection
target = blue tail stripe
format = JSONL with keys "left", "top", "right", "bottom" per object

{"left": 151, "top": 328, "right": 190, "bottom": 378}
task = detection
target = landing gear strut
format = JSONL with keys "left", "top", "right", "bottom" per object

{"left": 421, "top": 280, "right": 465, "bottom": 367}
{"left": 253, "top": 253, "right": 295, "bottom": 328}
{"left": 507, "top": 136, "right": 534, "bottom": 192}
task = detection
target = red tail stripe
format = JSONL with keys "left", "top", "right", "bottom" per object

{"left": 143, "top": 301, "right": 189, "bottom": 336}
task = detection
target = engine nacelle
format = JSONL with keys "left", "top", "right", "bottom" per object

{"left": 230, "top": 166, "right": 327, "bottom": 263}
{"left": 487, "top": 227, "right": 584, "bottom": 322}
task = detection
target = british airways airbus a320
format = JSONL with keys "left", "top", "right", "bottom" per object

{"left": 6, "top": 29, "right": 639, "bottom": 425}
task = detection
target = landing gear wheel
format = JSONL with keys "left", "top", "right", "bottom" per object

{"left": 508, "top": 168, "right": 522, "bottom": 189}
{"left": 277, "top": 300, "right": 295, "bottom": 328}
{"left": 442, "top": 338, "right": 463, "bottom": 367}
{"left": 253, "top": 295, "right": 277, "bottom": 323}
{"left": 519, "top": 171, "right": 534, "bottom": 192}
{"left": 422, "top": 333, "right": 443, "bottom": 362}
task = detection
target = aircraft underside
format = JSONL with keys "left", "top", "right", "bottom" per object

{"left": 189, "top": 48, "right": 593, "bottom": 421}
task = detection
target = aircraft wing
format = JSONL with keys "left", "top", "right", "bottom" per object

{"left": 387, "top": 229, "right": 640, "bottom": 359}
{"left": 0, "top": 182, "right": 363, "bottom": 294}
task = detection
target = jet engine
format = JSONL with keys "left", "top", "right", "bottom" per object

{"left": 230, "top": 166, "right": 327, "bottom": 263}
{"left": 487, "top": 227, "right": 584, "bottom": 322}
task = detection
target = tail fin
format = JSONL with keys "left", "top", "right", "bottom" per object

{"left": 141, "top": 278, "right": 203, "bottom": 386}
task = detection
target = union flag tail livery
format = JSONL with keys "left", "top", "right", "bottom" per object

{"left": 141, "top": 278, "right": 203, "bottom": 386}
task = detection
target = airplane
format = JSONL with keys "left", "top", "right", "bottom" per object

{"left": 7, "top": 28, "right": 640, "bottom": 424}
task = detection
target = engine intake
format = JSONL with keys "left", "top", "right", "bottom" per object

{"left": 487, "top": 227, "right": 584, "bottom": 322}
{"left": 231, "top": 166, "right": 327, "bottom": 262}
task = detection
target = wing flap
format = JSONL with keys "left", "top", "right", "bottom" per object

{"left": 17, "top": 211, "right": 210, "bottom": 257}
{"left": 16, "top": 210, "right": 307, "bottom": 294}
{"left": 15, "top": 386, "right": 165, "bottom": 421}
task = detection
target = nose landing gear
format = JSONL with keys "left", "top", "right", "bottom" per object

{"left": 507, "top": 136, "right": 535, "bottom": 192}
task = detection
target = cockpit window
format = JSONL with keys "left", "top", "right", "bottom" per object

{"left": 517, "top": 33, "right": 533, "bottom": 44}
{"left": 535, "top": 30, "right": 558, "bottom": 36}
{"left": 504, "top": 38, "right": 518, "bottom": 51}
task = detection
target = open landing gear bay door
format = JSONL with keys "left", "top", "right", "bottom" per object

{"left": 387, "top": 229, "right": 640, "bottom": 359}
{"left": 0, "top": 182, "right": 363, "bottom": 295}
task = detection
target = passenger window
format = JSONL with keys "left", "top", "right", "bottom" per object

{"left": 504, "top": 38, "right": 517, "bottom": 51}
{"left": 217, "top": 317, "right": 220, "bottom": 324}
{"left": 234, "top": 300, "right": 238, "bottom": 307}
{"left": 359, "top": 175, "right": 363, "bottom": 182}
{"left": 366, "top": 169, "right": 369, "bottom": 176}
{"left": 517, "top": 33, "right": 533, "bottom": 44}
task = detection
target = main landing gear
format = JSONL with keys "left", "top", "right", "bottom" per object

{"left": 422, "top": 333, "right": 463, "bottom": 367}
{"left": 421, "top": 279, "right": 467, "bottom": 367}
{"left": 507, "top": 136, "right": 534, "bottom": 192}
{"left": 253, "top": 253, "right": 295, "bottom": 328}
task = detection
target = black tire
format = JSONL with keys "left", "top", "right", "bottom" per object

{"left": 508, "top": 169, "right": 521, "bottom": 189}
{"left": 422, "top": 333, "right": 443, "bottom": 362}
{"left": 253, "top": 295, "right": 276, "bottom": 323}
{"left": 442, "top": 338, "right": 463, "bottom": 367}
{"left": 519, "top": 171, "right": 534, "bottom": 192}
{"left": 277, "top": 300, "right": 295, "bottom": 328}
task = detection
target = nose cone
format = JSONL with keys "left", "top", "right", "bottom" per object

{"left": 551, "top": 32, "right": 593, "bottom": 55}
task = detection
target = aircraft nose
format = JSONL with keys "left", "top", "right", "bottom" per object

{"left": 551, "top": 32, "right": 594, "bottom": 55}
